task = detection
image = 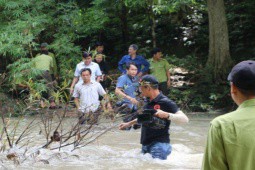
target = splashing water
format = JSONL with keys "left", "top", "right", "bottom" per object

{"left": 0, "top": 115, "right": 214, "bottom": 169}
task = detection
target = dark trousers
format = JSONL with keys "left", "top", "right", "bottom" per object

{"left": 78, "top": 109, "right": 100, "bottom": 125}
{"left": 39, "top": 70, "right": 54, "bottom": 102}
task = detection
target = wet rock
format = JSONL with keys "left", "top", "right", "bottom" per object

{"left": 6, "top": 153, "right": 17, "bottom": 160}
{"left": 171, "top": 67, "right": 195, "bottom": 88}
{"left": 37, "top": 159, "right": 49, "bottom": 164}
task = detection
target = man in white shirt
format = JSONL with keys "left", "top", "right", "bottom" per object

{"left": 70, "top": 52, "right": 102, "bottom": 94}
{"left": 73, "top": 68, "right": 111, "bottom": 124}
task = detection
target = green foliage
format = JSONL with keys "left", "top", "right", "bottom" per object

{"left": 226, "top": 0, "right": 255, "bottom": 61}
{"left": 0, "top": 0, "right": 83, "bottom": 73}
{"left": 77, "top": 0, "right": 110, "bottom": 36}
{"left": 166, "top": 54, "right": 233, "bottom": 112}
{"left": 165, "top": 54, "right": 202, "bottom": 71}
{"left": 170, "top": 82, "right": 232, "bottom": 112}
{"left": 6, "top": 58, "right": 47, "bottom": 101}
{"left": 1, "top": 0, "right": 254, "bottom": 112}
{"left": 0, "top": 0, "right": 86, "bottom": 91}
{"left": 0, "top": 92, "right": 28, "bottom": 117}
{"left": 6, "top": 57, "right": 72, "bottom": 107}
{"left": 0, "top": 0, "right": 50, "bottom": 58}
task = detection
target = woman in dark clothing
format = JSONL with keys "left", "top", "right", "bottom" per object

{"left": 94, "top": 53, "right": 111, "bottom": 89}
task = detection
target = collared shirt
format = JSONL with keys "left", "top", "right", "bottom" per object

{"left": 202, "top": 98, "right": 255, "bottom": 170}
{"left": 74, "top": 61, "right": 102, "bottom": 83}
{"left": 149, "top": 58, "right": 171, "bottom": 83}
{"left": 73, "top": 81, "right": 106, "bottom": 113}
{"left": 33, "top": 54, "right": 53, "bottom": 71}
{"left": 116, "top": 74, "right": 139, "bottom": 109}
{"left": 141, "top": 93, "right": 179, "bottom": 145}
{"left": 118, "top": 55, "right": 150, "bottom": 74}
{"left": 36, "top": 52, "right": 57, "bottom": 76}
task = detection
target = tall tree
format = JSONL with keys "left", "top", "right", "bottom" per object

{"left": 206, "top": 0, "right": 232, "bottom": 81}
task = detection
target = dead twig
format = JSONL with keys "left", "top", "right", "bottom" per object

{"left": 1, "top": 111, "right": 12, "bottom": 148}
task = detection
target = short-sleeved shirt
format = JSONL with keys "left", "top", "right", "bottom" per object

{"left": 149, "top": 58, "right": 171, "bottom": 83}
{"left": 74, "top": 61, "right": 102, "bottom": 83}
{"left": 116, "top": 74, "right": 139, "bottom": 109}
{"left": 141, "top": 93, "right": 179, "bottom": 145}
{"left": 202, "top": 98, "right": 255, "bottom": 170}
{"left": 33, "top": 54, "right": 53, "bottom": 71}
{"left": 118, "top": 55, "right": 150, "bottom": 74}
{"left": 73, "top": 81, "right": 106, "bottom": 113}
{"left": 36, "top": 52, "right": 57, "bottom": 76}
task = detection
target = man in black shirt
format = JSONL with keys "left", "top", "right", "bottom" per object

{"left": 119, "top": 75, "right": 189, "bottom": 160}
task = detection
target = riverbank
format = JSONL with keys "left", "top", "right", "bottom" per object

{"left": 0, "top": 91, "right": 234, "bottom": 119}
{"left": 0, "top": 65, "right": 234, "bottom": 117}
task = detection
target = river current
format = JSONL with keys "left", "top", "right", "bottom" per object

{"left": 0, "top": 114, "right": 216, "bottom": 170}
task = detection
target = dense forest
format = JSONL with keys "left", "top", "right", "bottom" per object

{"left": 1, "top": 0, "right": 255, "bottom": 113}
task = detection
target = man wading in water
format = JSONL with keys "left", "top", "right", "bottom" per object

{"left": 119, "top": 75, "right": 189, "bottom": 160}
{"left": 115, "top": 62, "right": 140, "bottom": 129}
{"left": 73, "top": 68, "right": 112, "bottom": 124}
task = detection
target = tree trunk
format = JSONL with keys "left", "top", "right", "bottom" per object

{"left": 206, "top": 0, "right": 232, "bottom": 82}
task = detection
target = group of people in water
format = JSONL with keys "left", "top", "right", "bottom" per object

{"left": 33, "top": 42, "right": 255, "bottom": 168}
{"left": 33, "top": 42, "right": 189, "bottom": 160}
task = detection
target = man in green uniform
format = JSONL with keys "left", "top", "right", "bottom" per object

{"left": 36, "top": 43, "right": 58, "bottom": 80}
{"left": 33, "top": 52, "right": 57, "bottom": 108}
{"left": 202, "top": 60, "right": 255, "bottom": 170}
{"left": 149, "top": 48, "right": 171, "bottom": 96}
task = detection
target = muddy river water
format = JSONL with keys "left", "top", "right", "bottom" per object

{"left": 0, "top": 114, "right": 217, "bottom": 170}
